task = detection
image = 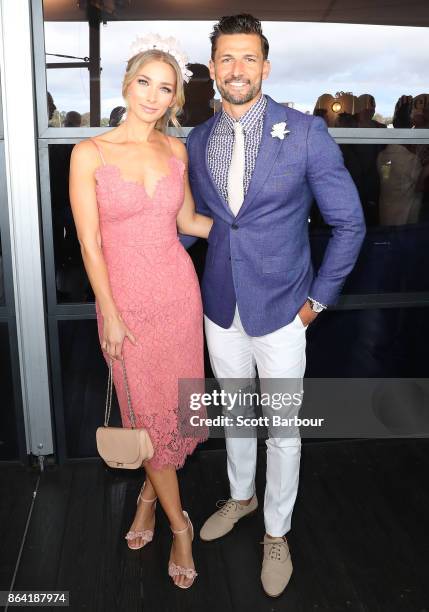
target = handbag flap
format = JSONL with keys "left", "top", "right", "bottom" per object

{"left": 96, "top": 427, "right": 149, "bottom": 464}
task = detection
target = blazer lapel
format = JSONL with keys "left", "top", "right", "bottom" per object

{"left": 236, "top": 96, "right": 289, "bottom": 219}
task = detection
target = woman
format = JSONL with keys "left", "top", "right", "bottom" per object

{"left": 69, "top": 36, "right": 212, "bottom": 589}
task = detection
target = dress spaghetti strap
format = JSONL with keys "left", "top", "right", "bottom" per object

{"left": 165, "top": 133, "right": 174, "bottom": 156}
{"left": 91, "top": 138, "right": 106, "bottom": 166}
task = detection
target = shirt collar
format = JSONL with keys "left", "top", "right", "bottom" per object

{"left": 220, "top": 94, "right": 267, "bottom": 134}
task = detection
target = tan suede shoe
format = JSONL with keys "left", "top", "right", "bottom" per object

{"left": 199, "top": 495, "right": 258, "bottom": 541}
{"left": 260, "top": 534, "right": 293, "bottom": 597}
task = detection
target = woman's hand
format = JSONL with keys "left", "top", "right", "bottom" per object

{"left": 101, "top": 313, "right": 137, "bottom": 360}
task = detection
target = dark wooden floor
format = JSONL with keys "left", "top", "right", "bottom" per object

{"left": 1, "top": 440, "right": 429, "bottom": 612}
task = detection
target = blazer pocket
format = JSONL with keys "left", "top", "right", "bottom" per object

{"left": 262, "top": 255, "right": 296, "bottom": 274}
{"left": 271, "top": 161, "right": 303, "bottom": 177}
{"left": 272, "top": 166, "right": 304, "bottom": 192}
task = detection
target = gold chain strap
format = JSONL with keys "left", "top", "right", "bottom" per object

{"left": 104, "top": 357, "right": 136, "bottom": 428}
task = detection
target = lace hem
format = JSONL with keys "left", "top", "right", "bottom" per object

{"left": 145, "top": 433, "right": 208, "bottom": 471}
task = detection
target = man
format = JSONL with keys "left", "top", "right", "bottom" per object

{"left": 185, "top": 14, "right": 366, "bottom": 597}
{"left": 357, "top": 94, "right": 387, "bottom": 128}
{"left": 64, "top": 110, "right": 82, "bottom": 127}
{"left": 182, "top": 63, "right": 216, "bottom": 126}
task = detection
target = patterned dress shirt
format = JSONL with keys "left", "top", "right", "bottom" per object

{"left": 207, "top": 94, "right": 267, "bottom": 204}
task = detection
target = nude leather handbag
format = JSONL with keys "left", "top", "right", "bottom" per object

{"left": 96, "top": 357, "right": 154, "bottom": 469}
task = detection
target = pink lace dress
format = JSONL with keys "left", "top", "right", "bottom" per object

{"left": 92, "top": 139, "right": 207, "bottom": 470}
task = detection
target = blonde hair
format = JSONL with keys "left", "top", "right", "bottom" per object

{"left": 122, "top": 50, "right": 184, "bottom": 132}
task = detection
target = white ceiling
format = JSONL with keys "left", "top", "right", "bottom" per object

{"left": 43, "top": 0, "right": 429, "bottom": 27}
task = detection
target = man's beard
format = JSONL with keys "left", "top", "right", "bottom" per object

{"left": 217, "top": 77, "right": 262, "bottom": 106}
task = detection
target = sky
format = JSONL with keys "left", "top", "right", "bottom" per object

{"left": 44, "top": 19, "right": 429, "bottom": 121}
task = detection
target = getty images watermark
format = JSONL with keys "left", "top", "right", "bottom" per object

{"left": 187, "top": 388, "right": 325, "bottom": 429}
{"left": 179, "top": 378, "right": 429, "bottom": 439}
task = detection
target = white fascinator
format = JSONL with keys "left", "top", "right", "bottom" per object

{"left": 129, "top": 34, "right": 193, "bottom": 83}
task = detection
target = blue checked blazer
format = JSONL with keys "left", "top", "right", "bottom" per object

{"left": 185, "top": 95, "right": 366, "bottom": 336}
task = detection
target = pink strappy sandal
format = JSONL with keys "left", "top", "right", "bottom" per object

{"left": 168, "top": 511, "right": 198, "bottom": 589}
{"left": 125, "top": 482, "right": 157, "bottom": 550}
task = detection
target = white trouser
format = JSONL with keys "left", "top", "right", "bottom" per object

{"left": 204, "top": 306, "right": 307, "bottom": 537}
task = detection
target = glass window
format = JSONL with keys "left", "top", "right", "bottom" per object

{"left": 58, "top": 319, "right": 118, "bottom": 458}
{"left": 44, "top": 20, "right": 90, "bottom": 127}
{"left": 49, "top": 141, "right": 429, "bottom": 303}
{"left": 309, "top": 144, "right": 429, "bottom": 228}
{"left": 0, "top": 323, "right": 19, "bottom": 460}
{"left": 42, "top": 6, "right": 429, "bottom": 128}
{"left": 49, "top": 144, "right": 94, "bottom": 303}
{"left": 47, "top": 70, "right": 90, "bottom": 128}
{"left": 305, "top": 307, "right": 429, "bottom": 377}
{"left": 311, "top": 223, "right": 429, "bottom": 295}
{"left": 310, "top": 143, "right": 429, "bottom": 294}
{"left": 377, "top": 143, "right": 429, "bottom": 225}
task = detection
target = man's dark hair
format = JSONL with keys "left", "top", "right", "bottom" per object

{"left": 210, "top": 14, "right": 269, "bottom": 60}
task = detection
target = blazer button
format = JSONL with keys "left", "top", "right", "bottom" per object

{"left": 231, "top": 224, "right": 239, "bottom": 230}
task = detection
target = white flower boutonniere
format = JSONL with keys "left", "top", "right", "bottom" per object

{"left": 271, "top": 121, "right": 290, "bottom": 140}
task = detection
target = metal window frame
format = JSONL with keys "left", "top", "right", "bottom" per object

{"left": 36, "top": 126, "right": 429, "bottom": 143}
{"left": 0, "top": 0, "right": 53, "bottom": 462}
{"left": 30, "top": 0, "right": 429, "bottom": 462}
{"left": 0, "top": 72, "right": 3, "bottom": 140}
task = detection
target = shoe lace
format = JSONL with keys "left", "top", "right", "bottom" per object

{"left": 216, "top": 499, "right": 239, "bottom": 517}
{"left": 269, "top": 542, "right": 282, "bottom": 561}
{"left": 261, "top": 536, "right": 289, "bottom": 562}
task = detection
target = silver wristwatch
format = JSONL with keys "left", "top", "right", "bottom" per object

{"left": 307, "top": 297, "right": 327, "bottom": 313}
